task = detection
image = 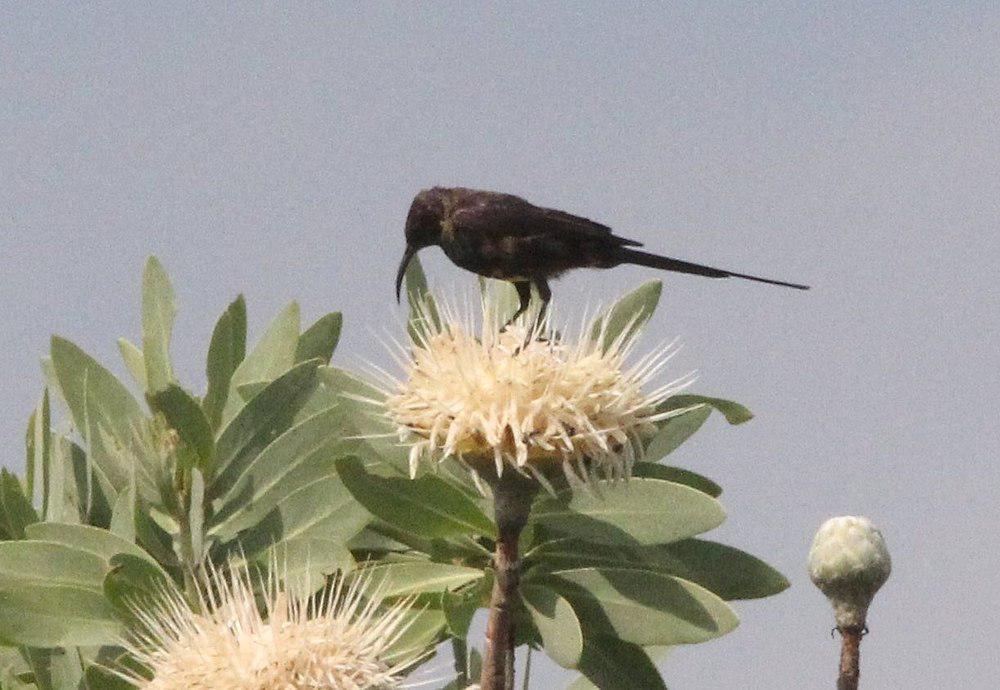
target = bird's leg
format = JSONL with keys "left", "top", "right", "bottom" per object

{"left": 501, "top": 281, "right": 532, "bottom": 332}
{"left": 531, "top": 280, "right": 551, "bottom": 340}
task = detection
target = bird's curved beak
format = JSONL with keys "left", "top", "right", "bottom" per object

{"left": 395, "top": 244, "right": 419, "bottom": 303}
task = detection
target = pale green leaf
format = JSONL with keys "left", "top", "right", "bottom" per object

{"left": 359, "top": 561, "right": 484, "bottom": 598}
{"left": 337, "top": 457, "right": 496, "bottom": 539}
{"left": 631, "top": 463, "right": 721, "bottom": 498}
{"left": 589, "top": 280, "right": 662, "bottom": 352}
{"left": 117, "top": 338, "right": 147, "bottom": 391}
{"left": 532, "top": 478, "right": 725, "bottom": 546}
{"left": 50, "top": 337, "right": 144, "bottom": 489}
{"left": 0, "top": 469, "right": 38, "bottom": 540}
{"left": 566, "top": 636, "right": 666, "bottom": 690}
{"left": 212, "top": 360, "right": 320, "bottom": 496}
{"left": 295, "top": 313, "right": 342, "bottom": 364}
{"left": 147, "top": 384, "right": 215, "bottom": 471}
{"left": 24, "top": 523, "right": 163, "bottom": 574}
{"left": 521, "top": 584, "right": 583, "bottom": 669}
{"left": 210, "top": 406, "right": 351, "bottom": 538}
{"left": 141, "top": 256, "right": 177, "bottom": 392}
{"left": 546, "top": 567, "right": 738, "bottom": 646}
{"left": 644, "top": 404, "right": 712, "bottom": 460}
{"left": 221, "top": 302, "right": 300, "bottom": 425}
{"left": 665, "top": 394, "right": 753, "bottom": 425}
{"left": 203, "top": 296, "right": 246, "bottom": 429}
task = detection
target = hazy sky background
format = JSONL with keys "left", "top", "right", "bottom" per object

{"left": 2, "top": 3, "right": 998, "bottom": 687}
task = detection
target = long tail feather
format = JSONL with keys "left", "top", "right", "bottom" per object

{"left": 619, "top": 248, "right": 809, "bottom": 290}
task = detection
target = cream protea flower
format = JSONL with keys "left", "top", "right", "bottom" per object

{"left": 378, "top": 293, "right": 691, "bottom": 484}
{"left": 119, "top": 561, "right": 416, "bottom": 690}
{"left": 808, "top": 515, "right": 892, "bottom": 630}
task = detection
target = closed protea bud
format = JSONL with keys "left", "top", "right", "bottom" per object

{"left": 808, "top": 516, "right": 891, "bottom": 630}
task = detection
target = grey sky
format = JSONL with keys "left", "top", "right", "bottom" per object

{"left": 2, "top": 3, "right": 998, "bottom": 687}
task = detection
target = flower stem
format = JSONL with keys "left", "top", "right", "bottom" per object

{"left": 837, "top": 625, "right": 863, "bottom": 690}
{"left": 480, "top": 471, "right": 537, "bottom": 690}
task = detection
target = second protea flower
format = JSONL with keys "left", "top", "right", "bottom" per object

{"left": 118, "top": 561, "right": 417, "bottom": 690}
{"left": 381, "top": 292, "right": 690, "bottom": 483}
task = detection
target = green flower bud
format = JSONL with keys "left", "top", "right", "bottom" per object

{"left": 808, "top": 516, "right": 891, "bottom": 630}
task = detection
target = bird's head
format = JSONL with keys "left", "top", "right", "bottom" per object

{"left": 396, "top": 188, "right": 447, "bottom": 302}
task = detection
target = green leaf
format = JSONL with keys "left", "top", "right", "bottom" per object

{"left": 631, "top": 463, "right": 721, "bottom": 498}
{"left": 589, "top": 280, "right": 662, "bottom": 352}
{"left": 141, "top": 256, "right": 177, "bottom": 392}
{"left": 545, "top": 567, "right": 738, "bottom": 646}
{"left": 359, "top": 561, "right": 484, "bottom": 598}
{"left": 117, "top": 338, "right": 148, "bottom": 391}
{"left": 50, "top": 337, "right": 144, "bottom": 489}
{"left": 203, "top": 296, "right": 247, "bottom": 429}
{"left": 529, "top": 538, "right": 787, "bottom": 600}
{"left": 479, "top": 276, "right": 522, "bottom": 325}
{"left": 212, "top": 360, "right": 320, "bottom": 497}
{"left": 188, "top": 468, "right": 205, "bottom": 563}
{"left": 221, "top": 302, "right": 300, "bottom": 425}
{"left": 24, "top": 523, "right": 164, "bottom": 574}
{"left": 404, "top": 255, "right": 441, "bottom": 342}
{"left": 665, "top": 394, "right": 753, "bottom": 425}
{"left": 644, "top": 404, "right": 712, "bottom": 460}
{"left": 84, "top": 663, "right": 137, "bottom": 690}
{"left": 567, "top": 636, "right": 666, "bottom": 690}
{"left": 635, "top": 538, "right": 789, "bottom": 601}
{"left": 0, "top": 541, "right": 121, "bottom": 646}
{"left": 266, "top": 538, "right": 354, "bottom": 596}
{"left": 0, "top": 470, "right": 38, "bottom": 540}
{"left": 236, "top": 381, "right": 269, "bottom": 401}
{"left": 224, "top": 472, "right": 370, "bottom": 561}
{"left": 210, "top": 406, "right": 351, "bottom": 538}
{"left": 384, "top": 607, "right": 446, "bottom": 664}
{"left": 337, "top": 457, "right": 496, "bottom": 539}
{"left": 521, "top": 584, "right": 583, "bottom": 669}
{"left": 442, "top": 574, "right": 491, "bottom": 639}
{"left": 295, "top": 313, "right": 342, "bottom": 364}
{"left": 147, "top": 385, "right": 215, "bottom": 471}
{"left": 532, "top": 478, "right": 725, "bottom": 546}
{"left": 109, "top": 481, "right": 136, "bottom": 542}
{"left": 25, "top": 390, "right": 51, "bottom": 514}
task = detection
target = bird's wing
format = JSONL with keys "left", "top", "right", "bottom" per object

{"left": 453, "top": 192, "right": 643, "bottom": 247}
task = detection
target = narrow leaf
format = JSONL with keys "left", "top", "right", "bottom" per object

{"left": 644, "top": 404, "right": 712, "bottom": 460}
{"left": 116, "top": 338, "right": 147, "bottom": 391}
{"left": 0, "top": 470, "right": 38, "bottom": 540}
{"left": 147, "top": 385, "right": 215, "bottom": 471}
{"left": 203, "top": 296, "right": 246, "bottom": 429}
{"left": 295, "top": 313, "right": 343, "bottom": 364}
{"left": 221, "top": 302, "right": 300, "bottom": 425}
{"left": 631, "top": 463, "right": 721, "bottom": 498}
{"left": 358, "top": 561, "right": 484, "bottom": 598}
{"left": 337, "top": 457, "right": 496, "bottom": 539}
{"left": 141, "top": 256, "right": 177, "bottom": 392}
{"left": 211, "top": 360, "right": 320, "bottom": 497}
{"left": 50, "top": 336, "right": 144, "bottom": 488}
{"left": 665, "top": 394, "right": 753, "bottom": 425}
{"left": 589, "top": 281, "right": 662, "bottom": 352}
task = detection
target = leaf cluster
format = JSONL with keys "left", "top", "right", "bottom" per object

{"left": 0, "top": 257, "right": 788, "bottom": 690}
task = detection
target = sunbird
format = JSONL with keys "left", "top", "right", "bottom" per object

{"left": 396, "top": 187, "right": 808, "bottom": 325}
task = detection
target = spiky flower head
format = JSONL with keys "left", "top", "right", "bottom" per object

{"left": 119, "top": 561, "right": 416, "bottom": 690}
{"left": 380, "top": 292, "right": 690, "bottom": 485}
{"left": 808, "top": 515, "right": 892, "bottom": 630}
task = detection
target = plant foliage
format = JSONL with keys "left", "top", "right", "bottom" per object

{"left": 0, "top": 257, "right": 788, "bottom": 689}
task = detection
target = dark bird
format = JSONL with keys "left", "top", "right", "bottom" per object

{"left": 396, "top": 187, "right": 808, "bottom": 325}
